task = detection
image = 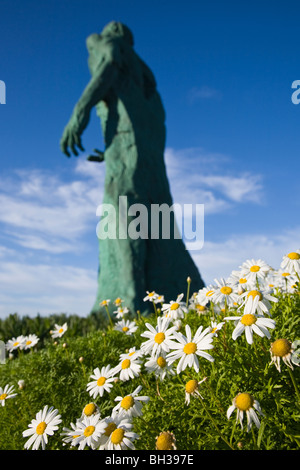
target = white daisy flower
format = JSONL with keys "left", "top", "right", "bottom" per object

{"left": 143, "top": 291, "right": 158, "bottom": 302}
{"left": 211, "top": 278, "right": 240, "bottom": 307}
{"left": 73, "top": 414, "right": 106, "bottom": 450}
{"left": 280, "top": 250, "right": 300, "bottom": 275}
{"left": 97, "top": 412, "right": 137, "bottom": 450}
{"left": 22, "top": 405, "right": 62, "bottom": 450}
{"left": 140, "top": 316, "right": 177, "bottom": 357}
{"left": 185, "top": 377, "right": 207, "bottom": 405}
{"left": 227, "top": 270, "right": 254, "bottom": 294}
{"left": 270, "top": 338, "right": 300, "bottom": 372}
{"left": 113, "top": 354, "right": 141, "bottom": 382}
{"left": 239, "top": 259, "right": 271, "bottom": 284}
{"left": 113, "top": 297, "right": 124, "bottom": 306}
{"left": 114, "top": 319, "right": 138, "bottom": 335}
{"left": 239, "top": 288, "right": 278, "bottom": 316}
{"left": 144, "top": 353, "right": 175, "bottom": 381}
{"left": 224, "top": 313, "right": 276, "bottom": 344}
{"left": 51, "top": 322, "right": 68, "bottom": 339}
{"left": 154, "top": 294, "right": 165, "bottom": 304}
{"left": 61, "top": 422, "right": 80, "bottom": 447}
{"left": 209, "top": 320, "right": 225, "bottom": 337}
{"left": 0, "top": 384, "right": 17, "bottom": 406}
{"left": 119, "top": 347, "right": 143, "bottom": 361}
{"left": 99, "top": 299, "right": 110, "bottom": 307}
{"left": 113, "top": 385, "right": 149, "bottom": 418}
{"left": 227, "top": 392, "right": 264, "bottom": 431}
{"left": 80, "top": 402, "right": 100, "bottom": 419}
{"left": 161, "top": 293, "right": 187, "bottom": 321}
{"left": 166, "top": 324, "right": 214, "bottom": 374}
{"left": 86, "top": 365, "right": 116, "bottom": 399}
{"left": 23, "top": 334, "right": 40, "bottom": 350}
{"left": 196, "top": 285, "right": 216, "bottom": 306}
{"left": 113, "top": 306, "right": 129, "bottom": 319}
{"left": 6, "top": 335, "right": 26, "bottom": 352}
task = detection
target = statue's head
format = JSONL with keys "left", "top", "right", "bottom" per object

{"left": 86, "top": 21, "right": 134, "bottom": 52}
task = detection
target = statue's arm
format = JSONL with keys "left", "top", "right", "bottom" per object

{"left": 60, "top": 46, "right": 120, "bottom": 157}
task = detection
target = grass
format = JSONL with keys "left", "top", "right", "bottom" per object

{"left": 0, "top": 280, "right": 299, "bottom": 450}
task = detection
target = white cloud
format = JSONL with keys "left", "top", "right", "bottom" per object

{"left": 187, "top": 86, "right": 222, "bottom": 103}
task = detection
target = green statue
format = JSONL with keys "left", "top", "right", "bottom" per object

{"left": 60, "top": 21, "right": 204, "bottom": 316}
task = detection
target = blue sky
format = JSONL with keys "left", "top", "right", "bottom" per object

{"left": 0, "top": 0, "right": 299, "bottom": 317}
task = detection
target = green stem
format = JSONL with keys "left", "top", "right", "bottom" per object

{"left": 287, "top": 367, "right": 300, "bottom": 403}
{"left": 105, "top": 306, "right": 114, "bottom": 328}
{"left": 201, "top": 398, "right": 235, "bottom": 450}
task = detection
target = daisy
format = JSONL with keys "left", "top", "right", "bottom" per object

{"left": 185, "top": 377, "right": 207, "bottom": 405}
{"left": 154, "top": 294, "right": 165, "bottom": 304}
{"left": 161, "top": 293, "right": 188, "bottom": 321}
{"left": 51, "top": 322, "right": 68, "bottom": 339}
{"left": 23, "top": 334, "right": 40, "bottom": 350}
{"left": 114, "top": 319, "right": 138, "bottom": 336}
{"left": 227, "top": 270, "right": 254, "bottom": 294}
{"left": 196, "top": 285, "right": 216, "bottom": 306}
{"left": 98, "top": 413, "right": 138, "bottom": 450}
{"left": 23, "top": 405, "right": 62, "bottom": 450}
{"left": 143, "top": 291, "right": 158, "bottom": 302}
{"left": 73, "top": 414, "right": 106, "bottom": 450}
{"left": 227, "top": 392, "right": 264, "bottom": 431}
{"left": 113, "top": 354, "right": 142, "bottom": 381}
{"left": 140, "top": 316, "right": 177, "bottom": 357}
{"left": 239, "top": 258, "right": 271, "bottom": 284}
{"left": 281, "top": 250, "right": 300, "bottom": 275}
{"left": 166, "top": 324, "right": 214, "bottom": 374}
{"left": 99, "top": 299, "right": 110, "bottom": 307}
{"left": 155, "top": 431, "right": 177, "bottom": 450}
{"left": 114, "top": 297, "right": 124, "bottom": 306}
{"left": 269, "top": 338, "right": 300, "bottom": 372}
{"left": 119, "top": 346, "right": 143, "bottom": 361}
{"left": 113, "top": 306, "right": 129, "bottom": 319}
{"left": 211, "top": 278, "right": 240, "bottom": 308}
{"left": 224, "top": 313, "right": 276, "bottom": 344}
{"left": 80, "top": 402, "right": 100, "bottom": 419}
{"left": 61, "top": 422, "right": 81, "bottom": 447}
{"left": 113, "top": 385, "right": 149, "bottom": 418}
{"left": 144, "top": 353, "right": 175, "bottom": 381}
{"left": 86, "top": 365, "right": 116, "bottom": 399}
{"left": 209, "top": 320, "right": 225, "bottom": 337}
{"left": 239, "top": 288, "right": 278, "bottom": 316}
{"left": 0, "top": 384, "right": 17, "bottom": 406}
{"left": 6, "top": 335, "right": 26, "bottom": 352}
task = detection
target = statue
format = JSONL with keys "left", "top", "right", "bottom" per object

{"left": 60, "top": 21, "right": 205, "bottom": 316}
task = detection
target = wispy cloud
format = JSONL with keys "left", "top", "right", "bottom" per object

{"left": 187, "top": 86, "right": 222, "bottom": 104}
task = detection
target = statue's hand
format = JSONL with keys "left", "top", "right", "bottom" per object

{"left": 87, "top": 149, "right": 105, "bottom": 162}
{"left": 60, "top": 104, "right": 89, "bottom": 157}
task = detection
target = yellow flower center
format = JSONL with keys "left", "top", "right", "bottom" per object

{"left": 13, "top": 342, "right": 19, "bottom": 347}
{"left": 241, "top": 314, "right": 257, "bottom": 326}
{"left": 0, "top": 393, "right": 7, "bottom": 400}
{"left": 122, "top": 326, "right": 129, "bottom": 332}
{"left": 157, "top": 356, "right": 166, "bottom": 368}
{"left": 170, "top": 302, "right": 180, "bottom": 310}
{"left": 58, "top": 328, "right": 64, "bottom": 334}
{"left": 239, "top": 278, "right": 247, "bottom": 284}
{"left": 105, "top": 422, "right": 117, "bottom": 436}
{"left": 148, "top": 292, "right": 155, "bottom": 297}
{"left": 156, "top": 432, "right": 174, "bottom": 450}
{"left": 185, "top": 379, "right": 198, "bottom": 394}
{"left": 250, "top": 265, "right": 260, "bottom": 272}
{"left": 84, "top": 403, "right": 97, "bottom": 416}
{"left": 287, "top": 252, "right": 300, "bottom": 260}
{"left": 235, "top": 393, "right": 254, "bottom": 411}
{"left": 36, "top": 421, "right": 47, "bottom": 435}
{"left": 154, "top": 332, "right": 165, "bottom": 344}
{"left": 271, "top": 338, "right": 292, "bottom": 357}
{"left": 121, "top": 359, "right": 131, "bottom": 369}
{"left": 97, "top": 376, "right": 106, "bottom": 386}
{"left": 84, "top": 425, "right": 95, "bottom": 437}
{"left": 220, "top": 286, "right": 232, "bottom": 295}
{"left": 281, "top": 272, "right": 290, "bottom": 277}
{"left": 183, "top": 342, "right": 197, "bottom": 355}
{"left": 26, "top": 340, "right": 32, "bottom": 345}
{"left": 196, "top": 304, "right": 206, "bottom": 311}
{"left": 247, "top": 290, "right": 263, "bottom": 301}
{"left": 111, "top": 428, "right": 125, "bottom": 445}
{"left": 115, "top": 297, "right": 122, "bottom": 305}
{"left": 120, "top": 395, "right": 134, "bottom": 410}
{"left": 206, "top": 290, "right": 214, "bottom": 297}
